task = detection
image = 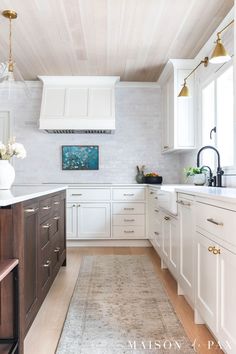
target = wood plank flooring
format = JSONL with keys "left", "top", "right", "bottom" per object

{"left": 24, "top": 247, "right": 223, "bottom": 354}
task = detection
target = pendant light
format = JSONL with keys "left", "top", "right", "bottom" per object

{"left": 0, "top": 10, "right": 30, "bottom": 99}
{"left": 209, "top": 19, "right": 234, "bottom": 64}
{"left": 178, "top": 57, "right": 208, "bottom": 97}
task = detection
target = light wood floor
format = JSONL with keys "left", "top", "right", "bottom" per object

{"left": 24, "top": 247, "right": 223, "bottom": 354}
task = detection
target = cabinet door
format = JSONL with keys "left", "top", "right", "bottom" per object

{"left": 24, "top": 202, "right": 39, "bottom": 330}
{"left": 162, "top": 74, "right": 174, "bottom": 151}
{"left": 218, "top": 248, "right": 236, "bottom": 353}
{"left": 162, "top": 214, "right": 170, "bottom": 260}
{"left": 66, "top": 203, "right": 77, "bottom": 239}
{"left": 169, "top": 217, "right": 179, "bottom": 277}
{"left": 77, "top": 203, "right": 111, "bottom": 239}
{"left": 196, "top": 232, "right": 219, "bottom": 334}
{"left": 179, "top": 198, "right": 194, "bottom": 303}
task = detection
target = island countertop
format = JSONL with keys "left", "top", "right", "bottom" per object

{"left": 0, "top": 184, "right": 67, "bottom": 207}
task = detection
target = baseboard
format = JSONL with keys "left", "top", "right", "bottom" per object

{"left": 67, "top": 239, "right": 152, "bottom": 247}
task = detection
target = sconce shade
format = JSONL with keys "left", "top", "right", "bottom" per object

{"left": 209, "top": 39, "right": 231, "bottom": 64}
{"left": 178, "top": 83, "right": 190, "bottom": 97}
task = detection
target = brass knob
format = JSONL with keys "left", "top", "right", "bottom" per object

{"left": 208, "top": 246, "right": 214, "bottom": 252}
{"left": 213, "top": 248, "right": 221, "bottom": 255}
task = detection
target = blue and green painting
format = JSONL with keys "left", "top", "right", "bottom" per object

{"left": 62, "top": 146, "right": 99, "bottom": 170}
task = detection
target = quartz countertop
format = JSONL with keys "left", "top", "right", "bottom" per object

{"left": 0, "top": 185, "right": 67, "bottom": 207}
{"left": 175, "top": 185, "right": 236, "bottom": 203}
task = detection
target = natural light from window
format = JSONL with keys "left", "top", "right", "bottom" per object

{"left": 201, "top": 65, "right": 234, "bottom": 170}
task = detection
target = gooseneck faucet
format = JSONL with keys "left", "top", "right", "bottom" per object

{"left": 196, "top": 146, "right": 224, "bottom": 187}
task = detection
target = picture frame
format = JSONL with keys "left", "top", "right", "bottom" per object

{"left": 62, "top": 145, "right": 99, "bottom": 170}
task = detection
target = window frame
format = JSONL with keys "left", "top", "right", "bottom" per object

{"left": 199, "top": 61, "right": 235, "bottom": 172}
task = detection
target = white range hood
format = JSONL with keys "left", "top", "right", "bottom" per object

{"left": 38, "top": 76, "right": 120, "bottom": 133}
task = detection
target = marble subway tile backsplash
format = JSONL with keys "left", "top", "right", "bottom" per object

{"left": 2, "top": 83, "right": 181, "bottom": 184}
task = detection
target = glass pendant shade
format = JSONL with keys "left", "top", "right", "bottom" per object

{"left": 0, "top": 10, "right": 30, "bottom": 100}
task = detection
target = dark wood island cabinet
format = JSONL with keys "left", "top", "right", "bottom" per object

{"left": 0, "top": 187, "right": 66, "bottom": 353}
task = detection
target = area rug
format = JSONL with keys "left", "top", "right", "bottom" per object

{"left": 56, "top": 256, "right": 194, "bottom": 354}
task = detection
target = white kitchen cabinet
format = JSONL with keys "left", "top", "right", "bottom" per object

{"left": 66, "top": 202, "right": 77, "bottom": 239}
{"left": 161, "top": 212, "right": 179, "bottom": 278}
{"left": 196, "top": 232, "right": 219, "bottom": 334}
{"left": 178, "top": 194, "right": 195, "bottom": 305}
{"left": 158, "top": 59, "right": 196, "bottom": 152}
{"left": 218, "top": 247, "right": 236, "bottom": 353}
{"left": 77, "top": 203, "right": 111, "bottom": 239}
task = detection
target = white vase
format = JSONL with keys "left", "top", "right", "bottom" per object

{"left": 0, "top": 160, "right": 15, "bottom": 189}
{"left": 194, "top": 173, "right": 206, "bottom": 186}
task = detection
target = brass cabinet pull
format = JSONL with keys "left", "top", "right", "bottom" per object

{"left": 164, "top": 216, "right": 170, "bottom": 221}
{"left": 124, "top": 230, "right": 134, "bottom": 233}
{"left": 42, "top": 223, "right": 52, "bottom": 229}
{"left": 154, "top": 197, "right": 158, "bottom": 200}
{"left": 43, "top": 260, "right": 51, "bottom": 268}
{"left": 154, "top": 231, "right": 159, "bottom": 235}
{"left": 25, "top": 207, "right": 38, "bottom": 213}
{"left": 54, "top": 201, "right": 60, "bottom": 205}
{"left": 154, "top": 209, "right": 159, "bottom": 213}
{"left": 124, "top": 219, "right": 135, "bottom": 222}
{"left": 177, "top": 200, "right": 191, "bottom": 206}
{"left": 42, "top": 205, "right": 51, "bottom": 210}
{"left": 124, "top": 207, "right": 134, "bottom": 210}
{"left": 24, "top": 207, "right": 39, "bottom": 213}
{"left": 164, "top": 145, "right": 169, "bottom": 149}
{"left": 54, "top": 247, "right": 60, "bottom": 253}
{"left": 123, "top": 193, "right": 134, "bottom": 196}
{"left": 72, "top": 204, "right": 76, "bottom": 207}
{"left": 208, "top": 246, "right": 221, "bottom": 255}
{"left": 207, "top": 218, "right": 223, "bottom": 226}
{"left": 150, "top": 191, "right": 154, "bottom": 195}
{"left": 53, "top": 216, "right": 60, "bottom": 220}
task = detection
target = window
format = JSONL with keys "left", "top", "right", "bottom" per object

{"left": 201, "top": 65, "right": 234, "bottom": 170}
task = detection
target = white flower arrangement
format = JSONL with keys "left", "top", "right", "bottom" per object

{"left": 0, "top": 138, "right": 26, "bottom": 160}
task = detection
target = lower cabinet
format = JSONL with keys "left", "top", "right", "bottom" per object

{"left": 23, "top": 191, "right": 66, "bottom": 334}
{"left": 24, "top": 201, "right": 39, "bottom": 331}
{"left": 196, "top": 232, "right": 236, "bottom": 353}
{"left": 178, "top": 194, "right": 194, "bottom": 305}
{"left": 67, "top": 203, "right": 111, "bottom": 239}
{"left": 161, "top": 212, "right": 179, "bottom": 278}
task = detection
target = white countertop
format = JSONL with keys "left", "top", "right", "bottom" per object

{"left": 0, "top": 185, "right": 67, "bottom": 207}
{"left": 175, "top": 185, "right": 236, "bottom": 203}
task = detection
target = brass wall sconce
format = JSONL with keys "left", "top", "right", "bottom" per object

{"left": 178, "top": 57, "right": 209, "bottom": 97}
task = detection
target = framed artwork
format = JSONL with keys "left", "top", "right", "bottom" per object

{"left": 62, "top": 145, "right": 99, "bottom": 170}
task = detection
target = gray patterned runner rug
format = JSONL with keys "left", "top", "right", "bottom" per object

{"left": 56, "top": 255, "right": 194, "bottom": 354}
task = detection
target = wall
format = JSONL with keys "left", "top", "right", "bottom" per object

{"left": 179, "top": 9, "right": 235, "bottom": 186}
{"left": 1, "top": 83, "right": 181, "bottom": 184}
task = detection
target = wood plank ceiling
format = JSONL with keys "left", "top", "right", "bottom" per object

{"left": 0, "top": 0, "right": 233, "bottom": 81}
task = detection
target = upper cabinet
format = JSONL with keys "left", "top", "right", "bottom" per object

{"left": 38, "top": 76, "right": 120, "bottom": 133}
{"left": 158, "top": 59, "right": 196, "bottom": 152}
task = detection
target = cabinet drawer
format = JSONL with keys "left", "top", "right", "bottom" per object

{"left": 112, "top": 215, "right": 145, "bottom": 226}
{"left": 67, "top": 188, "right": 111, "bottom": 201}
{"left": 112, "top": 188, "right": 145, "bottom": 201}
{"left": 39, "top": 243, "right": 51, "bottom": 292}
{"left": 52, "top": 195, "right": 61, "bottom": 211}
{"left": 113, "top": 226, "right": 145, "bottom": 238}
{"left": 196, "top": 202, "right": 236, "bottom": 246}
{"left": 39, "top": 197, "right": 52, "bottom": 221}
{"left": 112, "top": 202, "right": 145, "bottom": 215}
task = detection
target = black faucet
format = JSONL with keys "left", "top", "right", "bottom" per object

{"left": 196, "top": 146, "right": 224, "bottom": 187}
{"left": 200, "top": 165, "right": 214, "bottom": 186}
